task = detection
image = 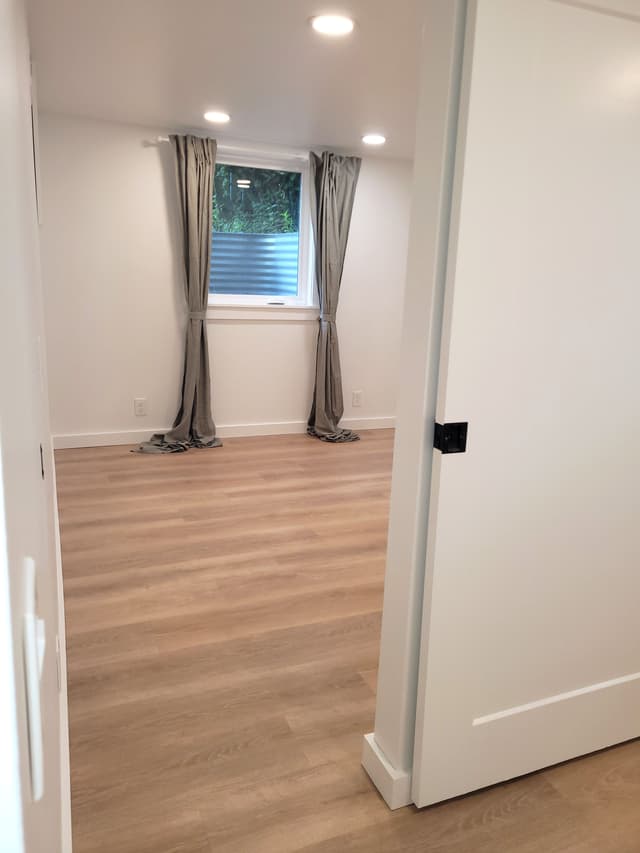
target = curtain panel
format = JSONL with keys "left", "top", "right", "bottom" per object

{"left": 307, "top": 151, "right": 362, "bottom": 442}
{"left": 138, "top": 134, "right": 221, "bottom": 453}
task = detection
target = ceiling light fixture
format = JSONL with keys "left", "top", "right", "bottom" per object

{"left": 311, "top": 14, "right": 355, "bottom": 36}
{"left": 362, "top": 133, "right": 386, "bottom": 146}
{"left": 203, "top": 110, "right": 231, "bottom": 124}
{"left": 236, "top": 180, "right": 251, "bottom": 187}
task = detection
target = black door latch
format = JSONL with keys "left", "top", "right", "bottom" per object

{"left": 434, "top": 422, "right": 468, "bottom": 454}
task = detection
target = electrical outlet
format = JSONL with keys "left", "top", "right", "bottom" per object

{"left": 134, "top": 397, "right": 148, "bottom": 417}
{"left": 352, "top": 390, "right": 363, "bottom": 408}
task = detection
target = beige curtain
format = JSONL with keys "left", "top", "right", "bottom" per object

{"left": 307, "top": 152, "right": 361, "bottom": 442}
{"left": 138, "top": 135, "right": 221, "bottom": 453}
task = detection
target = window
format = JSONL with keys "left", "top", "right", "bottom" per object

{"left": 209, "top": 154, "right": 314, "bottom": 308}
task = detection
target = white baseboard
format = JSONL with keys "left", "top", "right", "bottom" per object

{"left": 217, "top": 416, "right": 395, "bottom": 438}
{"left": 361, "top": 733, "right": 413, "bottom": 810}
{"left": 53, "top": 429, "right": 167, "bottom": 449}
{"left": 342, "top": 416, "right": 396, "bottom": 431}
{"left": 53, "top": 417, "right": 395, "bottom": 449}
{"left": 217, "top": 420, "right": 306, "bottom": 438}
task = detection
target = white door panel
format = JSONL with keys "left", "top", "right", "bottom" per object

{"left": 413, "top": 0, "right": 640, "bottom": 807}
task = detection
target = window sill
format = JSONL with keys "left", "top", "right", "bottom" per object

{"left": 207, "top": 304, "right": 319, "bottom": 323}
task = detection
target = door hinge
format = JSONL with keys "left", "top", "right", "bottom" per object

{"left": 39, "top": 444, "right": 45, "bottom": 479}
{"left": 434, "top": 422, "right": 468, "bottom": 454}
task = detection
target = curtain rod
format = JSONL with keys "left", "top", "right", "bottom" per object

{"left": 155, "top": 136, "right": 309, "bottom": 161}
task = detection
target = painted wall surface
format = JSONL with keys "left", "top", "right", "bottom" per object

{"left": 38, "top": 114, "right": 411, "bottom": 445}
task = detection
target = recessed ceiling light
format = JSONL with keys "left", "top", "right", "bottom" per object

{"left": 311, "top": 14, "right": 355, "bottom": 36}
{"left": 362, "top": 133, "right": 386, "bottom": 146}
{"left": 203, "top": 110, "right": 231, "bottom": 124}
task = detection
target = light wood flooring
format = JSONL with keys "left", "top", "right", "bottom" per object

{"left": 56, "top": 430, "right": 640, "bottom": 853}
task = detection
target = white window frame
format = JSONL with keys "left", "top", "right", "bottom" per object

{"left": 208, "top": 148, "right": 315, "bottom": 310}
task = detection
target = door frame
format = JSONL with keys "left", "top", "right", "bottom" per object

{"left": 0, "top": 0, "right": 71, "bottom": 848}
{"left": 363, "top": 0, "right": 640, "bottom": 811}
{"left": 30, "top": 58, "right": 73, "bottom": 853}
{"left": 361, "top": 0, "right": 470, "bottom": 809}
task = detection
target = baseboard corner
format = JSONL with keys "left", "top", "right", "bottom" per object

{"left": 361, "top": 733, "right": 413, "bottom": 810}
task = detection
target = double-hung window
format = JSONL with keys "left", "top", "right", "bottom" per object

{"left": 209, "top": 152, "right": 314, "bottom": 308}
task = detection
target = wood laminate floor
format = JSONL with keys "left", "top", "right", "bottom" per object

{"left": 56, "top": 430, "right": 640, "bottom": 853}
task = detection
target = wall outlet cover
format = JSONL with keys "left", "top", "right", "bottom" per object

{"left": 133, "top": 397, "right": 148, "bottom": 417}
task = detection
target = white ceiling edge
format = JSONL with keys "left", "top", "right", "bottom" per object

{"left": 37, "top": 109, "right": 415, "bottom": 164}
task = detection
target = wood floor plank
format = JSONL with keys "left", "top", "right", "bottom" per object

{"left": 56, "top": 430, "right": 640, "bottom": 853}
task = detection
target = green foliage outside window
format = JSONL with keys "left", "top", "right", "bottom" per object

{"left": 213, "top": 164, "right": 301, "bottom": 235}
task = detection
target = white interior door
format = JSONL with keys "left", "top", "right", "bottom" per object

{"left": 413, "top": 0, "right": 640, "bottom": 807}
{"left": 0, "top": 0, "right": 69, "bottom": 849}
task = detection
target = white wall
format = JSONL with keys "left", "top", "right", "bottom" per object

{"left": 38, "top": 113, "right": 411, "bottom": 446}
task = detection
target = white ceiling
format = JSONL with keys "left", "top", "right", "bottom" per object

{"left": 27, "top": 0, "right": 424, "bottom": 159}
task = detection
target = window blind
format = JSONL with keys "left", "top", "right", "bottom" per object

{"left": 210, "top": 231, "right": 299, "bottom": 297}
